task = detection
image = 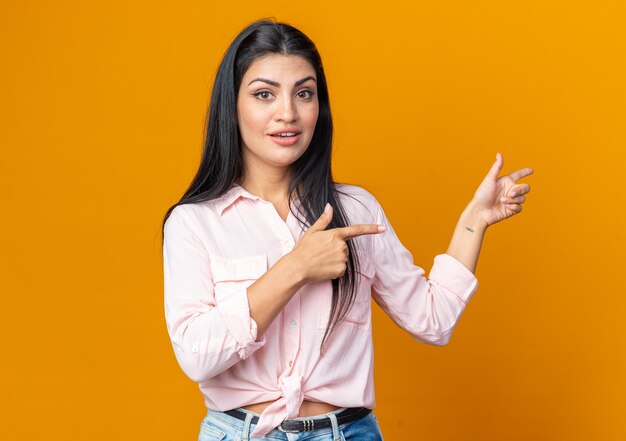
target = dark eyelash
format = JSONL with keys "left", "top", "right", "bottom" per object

{"left": 252, "top": 90, "right": 314, "bottom": 99}
{"left": 253, "top": 91, "right": 272, "bottom": 99}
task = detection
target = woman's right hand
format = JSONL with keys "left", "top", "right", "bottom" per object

{"left": 288, "top": 203, "right": 386, "bottom": 284}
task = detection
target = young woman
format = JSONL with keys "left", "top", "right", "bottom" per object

{"left": 162, "top": 19, "right": 533, "bottom": 441}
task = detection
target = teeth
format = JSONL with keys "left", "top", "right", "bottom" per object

{"left": 276, "top": 133, "right": 297, "bottom": 137}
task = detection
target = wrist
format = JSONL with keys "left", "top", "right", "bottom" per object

{"left": 461, "top": 200, "right": 489, "bottom": 233}
{"left": 278, "top": 251, "right": 309, "bottom": 288}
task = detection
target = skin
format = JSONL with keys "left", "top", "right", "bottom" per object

{"left": 234, "top": 54, "right": 533, "bottom": 417}
{"left": 236, "top": 53, "right": 319, "bottom": 216}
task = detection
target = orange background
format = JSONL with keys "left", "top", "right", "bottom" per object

{"left": 1, "top": 1, "right": 625, "bottom": 440}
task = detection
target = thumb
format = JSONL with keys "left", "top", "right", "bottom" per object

{"left": 307, "top": 203, "right": 333, "bottom": 234}
{"left": 484, "top": 152, "right": 503, "bottom": 182}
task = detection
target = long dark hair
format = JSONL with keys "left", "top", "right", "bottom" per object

{"left": 162, "top": 18, "right": 363, "bottom": 352}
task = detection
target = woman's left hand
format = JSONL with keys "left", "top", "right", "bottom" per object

{"left": 470, "top": 153, "right": 534, "bottom": 227}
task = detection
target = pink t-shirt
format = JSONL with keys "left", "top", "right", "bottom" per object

{"left": 163, "top": 183, "right": 478, "bottom": 438}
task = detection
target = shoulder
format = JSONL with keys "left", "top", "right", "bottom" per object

{"left": 164, "top": 200, "right": 220, "bottom": 235}
{"left": 333, "top": 182, "right": 381, "bottom": 223}
{"left": 333, "top": 182, "right": 380, "bottom": 206}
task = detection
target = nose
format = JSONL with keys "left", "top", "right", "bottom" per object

{"left": 274, "top": 95, "right": 297, "bottom": 123}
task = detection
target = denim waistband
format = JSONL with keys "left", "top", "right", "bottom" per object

{"left": 207, "top": 406, "right": 349, "bottom": 429}
{"left": 206, "top": 406, "right": 350, "bottom": 440}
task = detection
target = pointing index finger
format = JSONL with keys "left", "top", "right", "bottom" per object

{"left": 333, "top": 224, "right": 386, "bottom": 240}
{"left": 508, "top": 167, "right": 534, "bottom": 182}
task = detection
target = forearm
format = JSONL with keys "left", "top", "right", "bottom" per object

{"left": 247, "top": 253, "right": 307, "bottom": 338}
{"left": 446, "top": 201, "right": 488, "bottom": 274}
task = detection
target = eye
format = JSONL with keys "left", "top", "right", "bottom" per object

{"left": 296, "top": 89, "right": 314, "bottom": 99}
{"left": 252, "top": 90, "right": 274, "bottom": 101}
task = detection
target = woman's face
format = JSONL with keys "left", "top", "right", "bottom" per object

{"left": 237, "top": 53, "right": 319, "bottom": 175}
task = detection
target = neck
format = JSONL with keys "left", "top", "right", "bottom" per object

{"left": 239, "top": 164, "right": 293, "bottom": 205}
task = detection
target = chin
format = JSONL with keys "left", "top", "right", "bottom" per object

{"left": 270, "top": 148, "right": 308, "bottom": 164}
{"left": 269, "top": 155, "right": 304, "bottom": 168}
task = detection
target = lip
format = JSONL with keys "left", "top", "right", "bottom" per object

{"left": 268, "top": 129, "right": 302, "bottom": 146}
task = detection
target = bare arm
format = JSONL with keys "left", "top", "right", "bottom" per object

{"left": 446, "top": 203, "right": 487, "bottom": 273}
{"left": 446, "top": 153, "right": 534, "bottom": 273}
{"left": 246, "top": 253, "right": 307, "bottom": 338}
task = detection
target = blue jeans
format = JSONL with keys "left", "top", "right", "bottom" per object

{"left": 198, "top": 407, "right": 384, "bottom": 441}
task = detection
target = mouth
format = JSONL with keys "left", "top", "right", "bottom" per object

{"left": 269, "top": 130, "right": 302, "bottom": 138}
{"left": 268, "top": 130, "right": 302, "bottom": 146}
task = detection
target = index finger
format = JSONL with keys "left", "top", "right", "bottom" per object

{"left": 333, "top": 224, "right": 386, "bottom": 241}
{"left": 507, "top": 167, "right": 534, "bottom": 182}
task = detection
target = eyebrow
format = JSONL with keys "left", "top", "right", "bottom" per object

{"left": 247, "top": 76, "right": 316, "bottom": 87}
